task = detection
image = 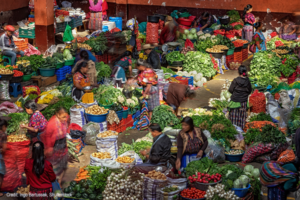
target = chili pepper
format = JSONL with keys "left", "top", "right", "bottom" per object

{"left": 181, "top": 188, "right": 206, "bottom": 199}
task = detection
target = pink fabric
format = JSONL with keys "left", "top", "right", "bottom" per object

{"left": 245, "top": 13, "right": 255, "bottom": 25}
{"left": 24, "top": 43, "right": 41, "bottom": 56}
{"left": 0, "top": 101, "right": 23, "bottom": 115}
{"left": 89, "top": 0, "right": 102, "bottom": 12}
{"left": 28, "top": 111, "right": 48, "bottom": 132}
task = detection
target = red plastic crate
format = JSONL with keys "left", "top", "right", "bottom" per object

{"left": 107, "top": 54, "right": 119, "bottom": 64}
{"left": 96, "top": 54, "right": 108, "bottom": 63}
{"left": 226, "top": 54, "right": 234, "bottom": 67}
{"left": 233, "top": 51, "right": 243, "bottom": 62}
{"left": 242, "top": 48, "right": 248, "bottom": 61}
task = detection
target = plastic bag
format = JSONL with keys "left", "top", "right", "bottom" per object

{"left": 83, "top": 122, "right": 100, "bottom": 145}
{"left": 90, "top": 154, "right": 120, "bottom": 168}
{"left": 277, "top": 148, "right": 296, "bottom": 164}
{"left": 204, "top": 143, "right": 225, "bottom": 163}
{"left": 146, "top": 22, "right": 159, "bottom": 44}
{"left": 96, "top": 134, "right": 118, "bottom": 159}
{"left": 70, "top": 130, "right": 86, "bottom": 140}
{"left": 0, "top": 80, "right": 10, "bottom": 101}
{"left": 70, "top": 105, "right": 85, "bottom": 127}
{"left": 270, "top": 142, "right": 289, "bottom": 160}
{"left": 242, "top": 143, "right": 274, "bottom": 163}
{"left": 249, "top": 89, "right": 266, "bottom": 113}
{"left": 266, "top": 93, "right": 281, "bottom": 121}
{"left": 143, "top": 176, "right": 168, "bottom": 200}
{"left": 63, "top": 24, "right": 74, "bottom": 42}
{"left": 279, "top": 90, "right": 293, "bottom": 110}
{"left": 166, "top": 176, "right": 187, "bottom": 191}
{"left": 117, "top": 150, "right": 139, "bottom": 168}
{"left": 160, "top": 185, "right": 181, "bottom": 200}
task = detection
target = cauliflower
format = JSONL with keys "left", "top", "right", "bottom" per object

{"left": 126, "top": 99, "right": 136, "bottom": 108}
{"left": 197, "top": 31, "right": 204, "bottom": 36}
{"left": 211, "top": 35, "right": 216, "bottom": 38}
{"left": 118, "top": 96, "right": 125, "bottom": 103}
{"left": 199, "top": 36, "right": 206, "bottom": 40}
{"left": 204, "top": 33, "right": 211, "bottom": 37}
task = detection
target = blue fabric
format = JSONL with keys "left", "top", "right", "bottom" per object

{"left": 52, "top": 180, "right": 62, "bottom": 200}
{"left": 0, "top": 154, "right": 5, "bottom": 175}
{"left": 181, "top": 153, "right": 206, "bottom": 169}
{"left": 75, "top": 50, "right": 97, "bottom": 63}
{"left": 114, "top": 66, "right": 126, "bottom": 83}
{"left": 255, "top": 31, "right": 267, "bottom": 52}
{"left": 2, "top": 50, "right": 24, "bottom": 65}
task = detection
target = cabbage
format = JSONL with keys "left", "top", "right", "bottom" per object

{"left": 184, "top": 29, "right": 190, "bottom": 35}
{"left": 66, "top": 54, "right": 73, "bottom": 60}
{"left": 190, "top": 28, "right": 197, "bottom": 34}
{"left": 244, "top": 165, "right": 254, "bottom": 174}
{"left": 182, "top": 34, "right": 187, "bottom": 40}
{"left": 201, "top": 77, "right": 207, "bottom": 83}
{"left": 195, "top": 74, "right": 201, "bottom": 81}
{"left": 233, "top": 179, "right": 242, "bottom": 188}
{"left": 226, "top": 170, "right": 233, "bottom": 177}
{"left": 63, "top": 49, "right": 71, "bottom": 57}
{"left": 252, "top": 168, "right": 260, "bottom": 179}
{"left": 196, "top": 80, "right": 203, "bottom": 87}
{"left": 193, "top": 34, "right": 197, "bottom": 39}
{"left": 238, "top": 175, "right": 250, "bottom": 188}
{"left": 163, "top": 127, "right": 173, "bottom": 132}
{"left": 187, "top": 34, "right": 194, "bottom": 40}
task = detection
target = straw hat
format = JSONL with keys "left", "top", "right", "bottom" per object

{"left": 142, "top": 44, "right": 155, "bottom": 50}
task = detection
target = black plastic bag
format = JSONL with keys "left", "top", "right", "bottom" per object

{"left": 70, "top": 130, "right": 86, "bottom": 140}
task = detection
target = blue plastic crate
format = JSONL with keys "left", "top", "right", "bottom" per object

{"left": 172, "top": 75, "right": 193, "bottom": 86}
{"left": 56, "top": 66, "right": 72, "bottom": 81}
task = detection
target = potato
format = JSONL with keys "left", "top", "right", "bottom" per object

{"left": 85, "top": 105, "right": 108, "bottom": 115}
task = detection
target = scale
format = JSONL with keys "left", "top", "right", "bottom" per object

{"left": 162, "top": 42, "right": 182, "bottom": 53}
{"left": 81, "top": 86, "right": 94, "bottom": 104}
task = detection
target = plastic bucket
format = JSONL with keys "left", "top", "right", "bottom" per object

{"left": 99, "top": 103, "right": 113, "bottom": 109}
{"left": 85, "top": 112, "right": 108, "bottom": 123}
{"left": 39, "top": 68, "right": 56, "bottom": 77}
{"left": 225, "top": 151, "right": 244, "bottom": 162}
{"left": 122, "top": 109, "right": 129, "bottom": 119}
{"left": 22, "top": 74, "right": 32, "bottom": 81}
{"left": 116, "top": 109, "right": 123, "bottom": 120}
{"left": 231, "top": 184, "right": 251, "bottom": 198}
{"left": 109, "top": 17, "right": 122, "bottom": 31}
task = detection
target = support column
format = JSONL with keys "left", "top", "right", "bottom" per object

{"left": 115, "top": 0, "right": 127, "bottom": 28}
{"left": 34, "top": 0, "right": 55, "bottom": 53}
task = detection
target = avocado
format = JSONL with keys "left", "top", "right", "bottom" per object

{"left": 86, "top": 180, "right": 93, "bottom": 186}
{"left": 70, "top": 181, "right": 77, "bottom": 187}
{"left": 74, "top": 184, "right": 81, "bottom": 192}
{"left": 82, "top": 193, "right": 89, "bottom": 199}
{"left": 80, "top": 188, "right": 86, "bottom": 194}
{"left": 86, "top": 188, "right": 93, "bottom": 195}
{"left": 69, "top": 191, "right": 75, "bottom": 197}
{"left": 64, "top": 187, "right": 70, "bottom": 193}
{"left": 89, "top": 194, "right": 96, "bottom": 200}
{"left": 96, "top": 194, "right": 103, "bottom": 200}
{"left": 68, "top": 186, "right": 74, "bottom": 192}
{"left": 75, "top": 193, "right": 82, "bottom": 198}
{"left": 82, "top": 181, "right": 89, "bottom": 189}
{"left": 79, "top": 179, "right": 86, "bottom": 186}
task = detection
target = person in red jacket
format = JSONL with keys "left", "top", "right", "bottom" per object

{"left": 25, "top": 141, "right": 56, "bottom": 200}
{"left": 160, "top": 21, "right": 177, "bottom": 45}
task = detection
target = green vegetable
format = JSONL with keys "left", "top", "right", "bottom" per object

{"left": 151, "top": 105, "right": 180, "bottom": 130}
{"left": 249, "top": 112, "right": 272, "bottom": 122}
{"left": 19, "top": 55, "right": 45, "bottom": 72}
{"left": 80, "top": 188, "right": 86, "bottom": 194}
{"left": 267, "top": 37, "right": 286, "bottom": 50}
{"left": 96, "top": 194, "right": 103, "bottom": 200}
{"left": 166, "top": 51, "right": 185, "bottom": 64}
{"left": 162, "top": 186, "right": 178, "bottom": 192}
{"left": 74, "top": 184, "right": 81, "bottom": 192}
{"left": 227, "top": 10, "right": 240, "bottom": 22}
{"left": 41, "top": 97, "right": 76, "bottom": 120}
{"left": 288, "top": 108, "right": 300, "bottom": 134}
{"left": 185, "top": 157, "right": 219, "bottom": 178}
{"left": 82, "top": 193, "right": 89, "bottom": 199}
{"left": 70, "top": 181, "right": 77, "bottom": 187}
{"left": 280, "top": 54, "right": 299, "bottom": 77}
{"left": 84, "top": 32, "right": 108, "bottom": 53}
{"left": 64, "top": 187, "right": 70, "bottom": 193}
{"left": 89, "top": 194, "right": 97, "bottom": 200}
{"left": 234, "top": 25, "right": 243, "bottom": 30}
{"left": 244, "top": 128, "right": 261, "bottom": 144}
{"left": 75, "top": 193, "right": 81, "bottom": 198}
{"left": 95, "top": 61, "right": 112, "bottom": 81}
{"left": 79, "top": 179, "right": 86, "bottom": 186}
{"left": 162, "top": 67, "right": 176, "bottom": 75}
{"left": 6, "top": 112, "right": 29, "bottom": 134}
{"left": 95, "top": 85, "right": 126, "bottom": 106}
{"left": 118, "top": 140, "right": 152, "bottom": 161}
{"left": 86, "top": 188, "right": 93, "bottom": 194}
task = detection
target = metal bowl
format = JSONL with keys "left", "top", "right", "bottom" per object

{"left": 83, "top": 86, "right": 92, "bottom": 93}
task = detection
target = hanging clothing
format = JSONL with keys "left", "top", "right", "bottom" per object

{"left": 40, "top": 115, "right": 69, "bottom": 176}
{"left": 252, "top": 31, "right": 267, "bottom": 52}
{"left": 0, "top": 130, "right": 7, "bottom": 175}
{"left": 72, "top": 72, "right": 90, "bottom": 102}
{"left": 28, "top": 111, "right": 48, "bottom": 139}
{"left": 89, "top": 12, "right": 103, "bottom": 30}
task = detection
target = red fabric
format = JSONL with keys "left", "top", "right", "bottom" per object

{"left": 67, "top": 123, "right": 82, "bottom": 133}
{"left": 160, "top": 26, "right": 176, "bottom": 44}
{"left": 102, "top": 0, "right": 108, "bottom": 15}
{"left": 270, "top": 32, "right": 278, "bottom": 38}
{"left": 25, "top": 159, "right": 56, "bottom": 189}
{"left": 5, "top": 25, "right": 15, "bottom": 32}
{"left": 1, "top": 140, "right": 30, "bottom": 192}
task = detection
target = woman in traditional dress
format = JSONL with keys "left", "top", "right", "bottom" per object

{"left": 25, "top": 141, "right": 56, "bottom": 200}
{"left": 228, "top": 65, "right": 252, "bottom": 129}
{"left": 112, "top": 51, "right": 132, "bottom": 87}
{"left": 242, "top": 4, "right": 257, "bottom": 54}
{"left": 21, "top": 100, "right": 48, "bottom": 142}
{"left": 88, "top": 0, "right": 108, "bottom": 30}
{"left": 40, "top": 107, "right": 69, "bottom": 185}
{"left": 72, "top": 61, "right": 90, "bottom": 102}
{"left": 252, "top": 22, "right": 267, "bottom": 52}
{"left": 136, "top": 59, "right": 159, "bottom": 119}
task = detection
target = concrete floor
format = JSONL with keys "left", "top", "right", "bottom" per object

{"left": 2, "top": 56, "right": 297, "bottom": 199}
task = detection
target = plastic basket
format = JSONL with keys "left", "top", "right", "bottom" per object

{"left": 232, "top": 184, "right": 251, "bottom": 198}
{"left": 233, "top": 51, "right": 243, "bottom": 62}
{"left": 39, "top": 68, "right": 56, "bottom": 77}
{"left": 99, "top": 103, "right": 113, "bottom": 109}
{"left": 56, "top": 62, "right": 64, "bottom": 69}
{"left": 172, "top": 75, "right": 193, "bottom": 86}
{"left": 208, "top": 52, "right": 223, "bottom": 59}
{"left": 194, "top": 179, "right": 222, "bottom": 191}
{"left": 225, "top": 150, "right": 245, "bottom": 162}
{"left": 0, "top": 73, "right": 13, "bottom": 81}
{"left": 64, "top": 58, "right": 75, "bottom": 66}
{"left": 56, "top": 66, "right": 72, "bottom": 81}
{"left": 116, "top": 109, "right": 123, "bottom": 120}
{"left": 242, "top": 48, "right": 248, "bottom": 61}
{"left": 85, "top": 112, "right": 108, "bottom": 123}
{"left": 122, "top": 109, "right": 129, "bottom": 119}
{"left": 96, "top": 54, "right": 108, "bottom": 63}
{"left": 227, "top": 48, "right": 235, "bottom": 55}
{"left": 10, "top": 75, "right": 23, "bottom": 83}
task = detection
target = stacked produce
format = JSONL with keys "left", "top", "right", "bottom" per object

{"left": 97, "top": 130, "right": 118, "bottom": 137}
{"left": 118, "top": 140, "right": 152, "bottom": 161}
{"left": 205, "top": 184, "right": 239, "bottom": 200}
{"left": 181, "top": 108, "right": 212, "bottom": 118}
{"left": 166, "top": 51, "right": 185, "bottom": 64}
{"left": 267, "top": 37, "right": 286, "bottom": 50}
{"left": 84, "top": 32, "right": 108, "bottom": 53}
{"left": 180, "top": 188, "right": 206, "bottom": 199}
{"left": 145, "top": 170, "right": 167, "bottom": 180}
{"left": 6, "top": 112, "right": 28, "bottom": 134}
{"left": 85, "top": 105, "right": 108, "bottom": 115}
{"left": 195, "top": 33, "right": 217, "bottom": 52}
{"left": 92, "top": 152, "right": 111, "bottom": 159}
{"left": 95, "top": 61, "right": 112, "bottom": 81}
{"left": 7, "top": 134, "right": 29, "bottom": 142}
{"left": 176, "top": 70, "right": 207, "bottom": 87}
{"left": 0, "top": 65, "right": 13, "bottom": 74}
{"left": 41, "top": 97, "right": 76, "bottom": 120}
{"left": 182, "top": 28, "right": 198, "bottom": 40}
{"left": 95, "top": 85, "right": 126, "bottom": 106}
{"left": 150, "top": 105, "right": 180, "bottom": 129}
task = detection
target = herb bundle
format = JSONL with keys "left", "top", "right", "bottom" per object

{"left": 249, "top": 112, "right": 272, "bottom": 122}
{"left": 151, "top": 105, "right": 180, "bottom": 130}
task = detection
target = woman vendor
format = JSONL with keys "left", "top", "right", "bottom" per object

{"left": 40, "top": 107, "right": 69, "bottom": 185}
{"left": 136, "top": 59, "right": 160, "bottom": 119}
{"left": 112, "top": 51, "right": 132, "bottom": 87}
{"left": 72, "top": 50, "right": 97, "bottom": 85}
{"left": 160, "top": 20, "right": 178, "bottom": 45}
{"left": 176, "top": 117, "right": 208, "bottom": 170}
{"left": 228, "top": 65, "right": 252, "bottom": 129}
{"left": 194, "top": 12, "right": 213, "bottom": 31}
{"left": 134, "top": 123, "right": 172, "bottom": 171}
{"left": 279, "top": 16, "right": 297, "bottom": 40}
{"left": 72, "top": 61, "right": 90, "bottom": 102}
{"left": 251, "top": 22, "right": 266, "bottom": 53}
{"left": 242, "top": 4, "right": 257, "bottom": 43}
{"left": 21, "top": 100, "right": 48, "bottom": 142}
{"left": 162, "top": 83, "right": 196, "bottom": 113}
{"left": 142, "top": 44, "right": 161, "bottom": 70}
{"left": 88, "top": 0, "right": 108, "bottom": 30}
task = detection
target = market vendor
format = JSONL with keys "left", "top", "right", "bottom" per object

{"left": 142, "top": 44, "right": 161, "bottom": 69}
{"left": 135, "top": 123, "right": 172, "bottom": 167}
{"left": 0, "top": 119, "right": 7, "bottom": 197}
{"left": 21, "top": 100, "right": 48, "bottom": 142}
{"left": 242, "top": 4, "right": 257, "bottom": 43}
{"left": 260, "top": 161, "right": 298, "bottom": 200}
{"left": 72, "top": 50, "right": 97, "bottom": 85}
{"left": 0, "top": 25, "right": 24, "bottom": 65}
{"left": 251, "top": 22, "right": 266, "bottom": 53}
{"left": 136, "top": 59, "right": 160, "bottom": 119}
{"left": 160, "top": 20, "right": 178, "bottom": 45}
{"left": 279, "top": 16, "right": 297, "bottom": 40}
{"left": 88, "top": 0, "right": 108, "bottom": 30}
{"left": 72, "top": 61, "right": 90, "bottom": 102}
{"left": 176, "top": 117, "right": 208, "bottom": 170}
{"left": 112, "top": 51, "right": 132, "bottom": 87}
{"left": 162, "top": 83, "right": 196, "bottom": 113}
{"left": 193, "top": 12, "right": 213, "bottom": 31}
{"left": 25, "top": 141, "right": 56, "bottom": 199}
{"left": 228, "top": 65, "right": 252, "bottom": 129}
{"left": 39, "top": 107, "right": 69, "bottom": 185}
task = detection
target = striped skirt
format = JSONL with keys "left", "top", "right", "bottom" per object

{"left": 89, "top": 12, "right": 102, "bottom": 30}
{"left": 229, "top": 101, "right": 247, "bottom": 129}
{"left": 242, "top": 25, "right": 253, "bottom": 42}
{"left": 30, "top": 187, "right": 53, "bottom": 200}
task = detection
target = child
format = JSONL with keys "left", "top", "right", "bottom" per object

{"left": 0, "top": 119, "right": 7, "bottom": 197}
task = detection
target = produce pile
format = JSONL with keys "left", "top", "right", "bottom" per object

{"left": 95, "top": 61, "right": 112, "bottom": 81}
{"left": 118, "top": 140, "right": 152, "bottom": 160}
{"left": 166, "top": 51, "right": 185, "bottom": 64}
{"left": 150, "top": 105, "right": 180, "bottom": 129}
{"left": 85, "top": 105, "right": 108, "bottom": 115}
{"left": 0, "top": 65, "right": 13, "bottom": 74}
